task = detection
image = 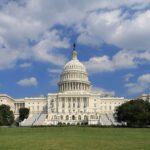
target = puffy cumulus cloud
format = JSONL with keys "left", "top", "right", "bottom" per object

{"left": 124, "top": 73, "right": 134, "bottom": 82}
{"left": 48, "top": 68, "right": 62, "bottom": 74}
{"left": 0, "top": 0, "right": 150, "bottom": 70}
{"left": 110, "top": 11, "right": 150, "bottom": 50}
{"left": 49, "top": 77, "right": 59, "bottom": 87}
{"left": 77, "top": 8, "right": 150, "bottom": 51}
{"left": 84, "top": 55, "right": 114, "bottom": 73}
{"left": 125, "top": 73, "right": 150, "bottom": 94}
{"left": 92, "top": 86, "right": 115, "bottom": 97}
{"left": 77, "top": 9, "right": 122, "bottom": 46}
{"left": 138, "top": 74, "right": 150, "bottom": 83}
{"left": 125, "top": 83, "right": 146, "bottom": 94}
{"left": 26, "top": 0, "right": 150, "bottom": 26}
{"left": 17, "top": 77, "right": 38, "bottom": 87}
{"left": 32, "top": 30, "right": 69, "bottom": 66}
{"left": 0, "top": 0, "right": 70, "bottom": 70}
{"left": 84, "top": 50, "right": 150, "bottom": 73}
{"left": 19, "top": 62, "right": 32, "bottom": 68}
{"left": 0, "top": 48, "right": 20, "bottom": 70}
{"left": 47, "top": 68, "right": 62, "bottom": 86}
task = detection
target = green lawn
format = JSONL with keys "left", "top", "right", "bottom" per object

{"left": 0, "top": 127, "right": 150, "bottom": 150}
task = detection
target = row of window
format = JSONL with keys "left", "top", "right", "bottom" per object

{"left": 61, "top": 109, "right": 87, "bottom": 113}
{"left": 52, "top": 115, "right": 100, "bottom": 120}
{"left": 27, "top": 102, "right": 45, "bottom": 105}
{"left": 100, "top": 102, "right": 122, "bottom": 104}
{"left": 52, "top": 115, "right": 88, "bottom": 120}
{"left": 28, "top": 106, "right": 45, "bottom": 111}
{"left": 50, "top": 98, "right": 88, "bottom": 108}
{"left": 59, "top": 83, "right": 89, "bottom": 91}
{"left": 61, "top": 73, "right": 87, "bottom": 80}
{"left": 61, "top": 98, "right": 88, "bottom": 108}
{"left": 65, "top": 65, "right": 83, "bottom": 70}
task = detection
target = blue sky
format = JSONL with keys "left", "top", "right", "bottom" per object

{"left": 0, "top": 0, "right": 150, "bottom": 99}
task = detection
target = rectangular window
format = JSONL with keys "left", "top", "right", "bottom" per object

{"left": 77, "top": 98, "right": 80, "bottom": 108}
{"left": 68, "top": 98, "right": 71, "bottom": 108}
{"left": 83, "top": 98, "right": 87, "bottom": 108}
{"left": 62, "top": 98, "right": 65, "bottom": 108}
{"left": 73, "top": 98, "right": 75, "bottom": 108}
{"left": 109, "top": 106, "right": 111, "bottom": 110}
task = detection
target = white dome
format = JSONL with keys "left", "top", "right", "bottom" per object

{"left": 58, "top": 49, "right": 90, "bottom": 92}
{"left": 64, "top": 59, "right": 86, "bottom": 73}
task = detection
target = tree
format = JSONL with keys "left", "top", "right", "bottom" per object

{"left": 115, "top": 99, "right": 150, "bottom": 127}
{"left": 0, "top": 104, "right": 14, "bottom": 126}
{"left": 19, "top": 108, "right": 29, "bottom": 122}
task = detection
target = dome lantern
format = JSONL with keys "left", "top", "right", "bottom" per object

{"left": 72, "top": 50, "right": 77, "bottom": 60}
{"left": 72, "top": 43, "right": 77, "bottom": 60}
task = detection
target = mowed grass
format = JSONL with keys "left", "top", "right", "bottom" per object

{"left": 0, "top": 127, "right": 150, "bottom": 150}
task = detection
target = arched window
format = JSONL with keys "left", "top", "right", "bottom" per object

{"left": 84, "top": 115, "right": 88, "bottom": 120}
{"left": 77, "top": 98, "right": 80, "bottom": 108}
{"left": 66, "top": 115, "right": 69, "bottom": 120}
{"left": 62, "top": 98, "right": 65, "bottom": 108}
{"left": 73, "top": 98, "right": 75, "bottom": 108}
{"left": 68, "top": 98, "right": 71, "bottom": 108}
{"left": 78, "top": 115, "right": 81, "bottom": 120}
{"left": 83, "top": 98, "right": 87, "bottom": 108}
{"left": 72, "top": 115, "right": 75, "bottom": 120}
{"left": 54, "top": 115, "right": 57, "bottom": 120}
{"left": 109, "top": 106, "right": 111, "bottom": 110}
{"left": 61, "top": 115, "right": 63, "bottom": 120}
{"left": 50, "top": 99, "right": 54, "bottom": 108}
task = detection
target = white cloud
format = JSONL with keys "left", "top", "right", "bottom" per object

{"left": 19, "top": 62, "right": 32, "bottom": 68}
{"left": 77, "top": 9, "right": 122, "bottom": 46}
{"left": 124, "top": 73, "right": 134, "bottom": 82}
{"left": 125, "top": 83, "right": 146, "bottom": 94}
{"left": 32, "top": 30, "right": 69, "bottom": 66}
{"left": 84, "top": 55, "right": 114, "bottom": 73}
{"left": 112, "top": 50, "right": 137, "bottom": 69}
{"left": 48, "top": 68, "right": 62, "bottom": 86}
{"left": 77, "top": 8, "right": 150, "bottom": 51}
{"left": 84, "top": 50, "right": 150, "bottom": 73}
{"left": 138, "top": 74, "right": 150, "bottom": 83}
{"left": 17, "top": 77, "right": 38, "bottom": 87}
{"left": 48, "top": 68, "right": 62, "bottom": 74}
{"left": 92, "top": 86, "right": 115, "bottom": 97}
{"left": 0, "top": 1, "right": 70, "bottom": 70}
{"left": 110, "top": 11, "right": 150, "bottom": 50}
{"left": 49, "top": 77, "right": 59, "bottom": 87}
{"left": 0, "top": 48, "right": 20, "bottom": 70}
{"left": 0, "top": 0, "right": 150, "bottom": 70}
{"left": 125, "top": 73, "right": 150, "bottom": 94}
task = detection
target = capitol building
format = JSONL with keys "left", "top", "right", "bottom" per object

{"left": 0, "top": 47, "right": 129, "bottom": 126}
